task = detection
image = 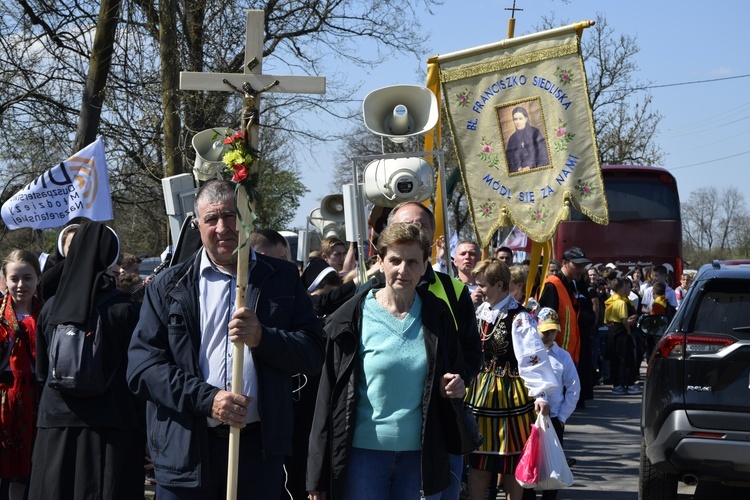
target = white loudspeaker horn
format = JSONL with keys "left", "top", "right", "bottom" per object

{"left": 320, "top": 194, "right": 345, "bottom": 222}
{"left": 192, "top": 128, "right": 235, "bottom": 181}
{"left": 362, "top": 85, "right": 439, "bottom": 143}
{"left": 363, "top": 157, "right": 434, "bottom": 207}
{"left": 309, "top": 208, "right": 341, "bottom": 238}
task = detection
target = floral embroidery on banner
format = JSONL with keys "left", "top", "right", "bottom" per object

{"left": 555, "top": 67, "right": 574, "bottom": 85}
{"left": 456, "top": 89, "right": 471, "bottom": 108}
{"left": 477, "top": 137, "right": 500, "bottom": 169}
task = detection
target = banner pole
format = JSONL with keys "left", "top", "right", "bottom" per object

{"left": 436, "top": 21, "right": 594, "bottom": 64}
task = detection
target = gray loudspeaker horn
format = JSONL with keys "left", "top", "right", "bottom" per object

{"left": 192, "top": 128, "right": 235, "bottom": 181}
{"left": 309, "top": 208, "right": 341, "bottom": 238}
{"left": 320, "top": 194, "right": 345, "bottom": 222}
{"left": 362, "top": 85, "right": 439, "bottom": 143}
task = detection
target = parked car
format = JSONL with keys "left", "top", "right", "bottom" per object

{"left": 138, "top": 257, "right": 163, "bottom": 280}
{"left": 639, "top": 260, "right": 750, "bottom": 499}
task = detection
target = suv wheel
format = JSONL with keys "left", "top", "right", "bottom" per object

{"left": 639, "top": 437, "right": 678, "bottom": 500}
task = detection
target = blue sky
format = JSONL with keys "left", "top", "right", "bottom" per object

{"left": 291, "top": 0, "right": 750, "bottom": 229}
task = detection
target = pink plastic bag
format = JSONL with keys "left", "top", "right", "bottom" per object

{"left": 514, "top": 414, "right": 543, "bottom": 488}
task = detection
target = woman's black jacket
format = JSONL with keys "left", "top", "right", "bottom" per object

{"left": 306, "top": 285, "right": 466, "bottom": 498}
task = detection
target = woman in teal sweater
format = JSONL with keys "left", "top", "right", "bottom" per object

{"left": 307, "top": 223, "right": 467, "bottom": 500}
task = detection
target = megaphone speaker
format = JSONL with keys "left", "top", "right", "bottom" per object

{"left": 362, "top": 85, "right": 438, "bottom": 143}
{"left": 192, "top": 128, "right": 235, "bottom": 181}
{"left": 363, "top": 157, "right": 434, "bottom": 207}
{"left": 320, "top": 194, "right": 345, "bottom": 222}
{"left": 309, "top": 208, "right": 341, "bottom": 238}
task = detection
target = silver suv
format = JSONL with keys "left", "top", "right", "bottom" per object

{"left": 639, "top": 261, "right": 750, "bottom": 499}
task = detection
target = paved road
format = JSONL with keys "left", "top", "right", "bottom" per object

{"left": 551, "top": 378, "right": 655, "bottom": 499}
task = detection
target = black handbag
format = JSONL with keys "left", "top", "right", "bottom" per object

{"left": 438, "top": 335, "right": 483, "bottom": 455}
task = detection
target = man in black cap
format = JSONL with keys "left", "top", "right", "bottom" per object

{"left": 537, "top": 246, "right": 591, "bottom": 366}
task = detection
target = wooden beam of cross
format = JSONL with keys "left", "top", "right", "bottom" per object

{"left": 179, "top": 10, "right": 325, "bottom": 500}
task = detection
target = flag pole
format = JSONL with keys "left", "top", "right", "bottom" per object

{"left": 478, "top": 1, "right": 522, "bottom": 260}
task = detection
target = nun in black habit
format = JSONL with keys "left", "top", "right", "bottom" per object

{"left": 29, "top": 222, "right": 145, "bottom": 500}
{"left": 506, "top": 106, "right": 550, "bottom": 173}
{"left": 39, "top": 223, "right": 79, "bottom": 300}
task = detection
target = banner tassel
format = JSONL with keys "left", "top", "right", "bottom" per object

{"left": 560, "top": 199, "right": 571, "bottom": 221}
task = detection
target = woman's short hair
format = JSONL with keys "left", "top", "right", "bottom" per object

{"left": 376, "top": 223, "right": 430, "bottom": 262}
{"left": 320, "top": 236, "right": 345, "bottom": 256}
{"left": 472, "top": 258, "right": 510, "bottom": 292}
{"left": 509, "top": 265, "right": 527, "bottom": 286}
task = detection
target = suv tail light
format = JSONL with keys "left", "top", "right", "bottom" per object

{"left": 655, "top": 333, "right": 735, "bottom": 359}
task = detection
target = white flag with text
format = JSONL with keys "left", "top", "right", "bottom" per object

{"left": 1, "top": 137, "right": 113, "bottom": 230}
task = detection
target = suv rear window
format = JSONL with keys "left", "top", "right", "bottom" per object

{"left": 692, "top": 279, "right": 750, "bottom": 335}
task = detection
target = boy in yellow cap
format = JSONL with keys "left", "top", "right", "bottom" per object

{"left": 536, "top": 307, "right": 580, "bottom": 498}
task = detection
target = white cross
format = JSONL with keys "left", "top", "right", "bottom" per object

{"left": 180, "top": 10, "right": 326, "bottom": 148}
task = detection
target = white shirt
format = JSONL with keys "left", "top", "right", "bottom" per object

{"left": 641, "top": 283, "right": 677, "bottom": 312}
{"left": 546, "top": 343, "right": 580, "bottom": 423}
{"left": 198, "top": 248, "right": 260, "bottom": 424}
{"left": 432, "top": 259, "right": 447, "bottom": 273}
{"left": 476, "top": 297, "right": 560, "bottom": 402}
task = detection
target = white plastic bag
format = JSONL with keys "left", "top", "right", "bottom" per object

{"left": 536, "top": 414, "right": 574, "bottom": 490}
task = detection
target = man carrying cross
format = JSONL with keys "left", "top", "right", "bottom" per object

{"left": 127, "top": 179, "right": 325, "bottom": 499}
{"left": 127, "top": 10, "right": 326, "bottom": 500}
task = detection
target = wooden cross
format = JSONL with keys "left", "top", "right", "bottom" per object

{"left": 179, "top": 10, "right": 325, "bottom": 500}
{"left": 180, "top": 10, "right": 325, "bottom": 147}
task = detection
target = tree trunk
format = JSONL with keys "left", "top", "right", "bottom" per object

{"left": 160, "top": 0, "right": 183, "bottom": 177}
{"left": 73, "top": 0, "right": 122, "bottom": 153}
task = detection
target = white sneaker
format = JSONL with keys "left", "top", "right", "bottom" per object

{"left": 611, "top": 386, "right": 626, "bottom": 395}
{"left": 626, "top": 385, "right": 643, "bottom": 395}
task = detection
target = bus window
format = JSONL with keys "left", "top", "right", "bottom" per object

{"left": 571, "top": 179, "right": 681, "bottom": 222}
{"left": 556, "top": 165, "right": 682, "bottom": 279}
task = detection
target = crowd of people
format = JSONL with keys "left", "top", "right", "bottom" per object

{"left": 0, "top": 177, "right": 691, "bottom": 500}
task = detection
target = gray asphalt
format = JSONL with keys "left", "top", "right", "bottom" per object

{"left": 525, "top": 364, "right": 746, "bottom": 500}
{"left": 553, "top": 378, "right": 650, "bottom": 499}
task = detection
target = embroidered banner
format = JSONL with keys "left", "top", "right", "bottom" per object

{"left": 1, "top": 137, "right": 113, "bottom": 230}
{"left": 438, "top": 24, "right": 608, "bottom": 246}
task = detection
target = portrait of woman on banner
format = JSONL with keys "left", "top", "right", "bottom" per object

{"left": 500, "top": 102, "right": 551, "bottom": 174}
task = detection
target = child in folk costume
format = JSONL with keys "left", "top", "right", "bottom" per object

{"left": 1, "top": 250, "right": 43, "bottom": 500}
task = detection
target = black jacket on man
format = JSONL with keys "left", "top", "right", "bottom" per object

{"left": 127, "top": 250, "right": 324, "bottom": 487}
